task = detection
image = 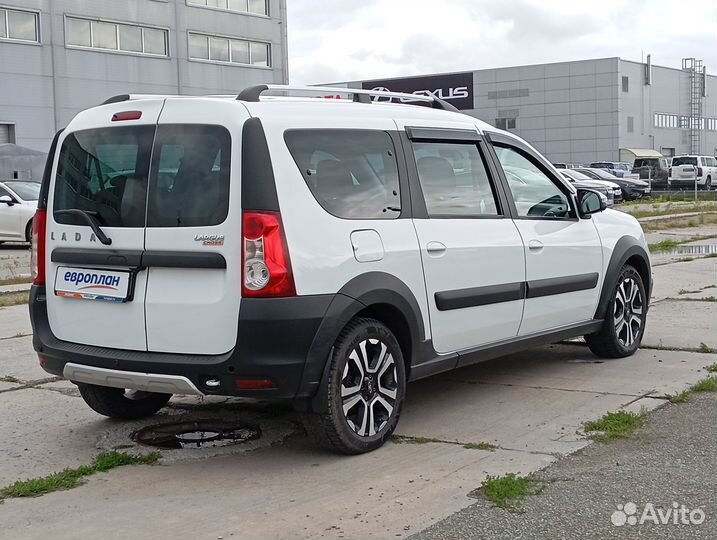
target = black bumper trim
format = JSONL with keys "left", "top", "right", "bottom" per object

{"left": 30, "top": 285, "right": 334, "bottom": 400}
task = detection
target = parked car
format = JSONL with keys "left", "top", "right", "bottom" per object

{"left": 29, "top": 86, "right": 652, "bottom": 454}
{"left": 590, "top": 161, "right": 625, "bottom": 177}
{"left": 561, "top": 169, "right": 622, "bottom": 205}
{"left": 0, "top": 180, "right": 40, "bottom": 245}
{"left": 632, "top": 157, "right": 670, "bottom": 188}
{"left": 575, "top": 168, "right": 650, "bottom": 200}
{"left": 669, "top": 155, "right": 717, "bottom": 190}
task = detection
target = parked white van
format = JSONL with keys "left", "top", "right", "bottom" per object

{"left": 30, "top": 86, "right": 652, "bottom": 453}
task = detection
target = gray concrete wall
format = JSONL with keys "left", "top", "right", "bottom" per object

{"left": 618, "top": 59, "right": 717, "bottom": 158}
{"left": 468, "top": 58, "right": 620, "bottom": 164}
{"left": 0, "top": 0, "right": 288, "bottom": 152}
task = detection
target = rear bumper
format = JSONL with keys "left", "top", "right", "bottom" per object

{"left": 669, "top": 177, "right": 706, "bottom": 186}
{"left": 30, "top": 285, "right": 344, "bottom": 401}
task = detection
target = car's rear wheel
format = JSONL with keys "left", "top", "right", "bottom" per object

{"left": 77, "top": 383, "right": 171, "bottom": 420}
{"left": 303, "top": 317, "right": 406, "bottom": 454}
{"left": 25, "top": 220, "right": 33, "bottom": 245}
{"left": 585, "top": 265, "right": 646, "bottom": 358}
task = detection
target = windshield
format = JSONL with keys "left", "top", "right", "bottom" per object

{"left": 5, "top": 181, "right": 40, "bottom": 201}
{"left": 562, "top": 170, "right": 593, "bottom": 181}
{"left": 672, "top": 157, "right": 698, "bottom": 167}
{"left": 579, "top": 168, "right": 617, "bottom": 180}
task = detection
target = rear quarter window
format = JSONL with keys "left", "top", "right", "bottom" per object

{"left": 284, "top": 129, "right": 401, "bottom": 220}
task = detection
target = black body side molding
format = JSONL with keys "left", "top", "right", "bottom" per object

{"left": 436, "top": 282, "right": 525, "bottom": 311}
{"left": 526, "top": 273, "right": 599, "bottom": 299}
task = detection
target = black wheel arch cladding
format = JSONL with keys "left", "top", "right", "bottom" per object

{"left": 303, "top": 272, "right": 427, "bottom": 412}
{"left": 594, "top": 235, "right": 651, "bottom": 321}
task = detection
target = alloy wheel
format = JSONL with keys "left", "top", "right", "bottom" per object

{"left": 340, "top": 338, "right": 398, "bottom": 437}
{"left": 614, "top": 277, "right": 644, "bottom": 347}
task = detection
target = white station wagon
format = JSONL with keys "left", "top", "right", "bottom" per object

{"left": 30, "top": 86, "right": 652, "bottom": 453}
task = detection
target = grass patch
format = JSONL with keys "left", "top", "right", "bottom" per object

{"left": 463, "top": 441, "right": 497, "bottom": 451}
{"left": 691, "top": 377, "right": 717, "bottom": 393}
{"left": 0, "top": 375, "right": 21, "bottom": 384}
{"left": 705, "top": 363, "right": 717, "bottom": 373}
{"left": 706, "top": 253, "right": 717, "bottom": 259}
{"left": 480, "top": 473, "right": 544, "bottom": 510}
{"left": 698, "top": 342, "right": 716, "bottom": 354}
{"left": 648, "top": 239, "right": 679, "bottom": 253}
{"left": 0, "top": 275, "right": 32, "bottom": 286}
{"left": 583, "top": 410, "right": 645, "bottom": 442}
{"left": 390, "top": 435, "right": 445, "bottom": 445}
{"left": 666, "top": 376, "right": 717, "bottom": 403}
{"left": 0, "top": 290, "right": 29, "bottom": 307}
{"left": 0, "top": 451, "right": 160, "bottom": 499}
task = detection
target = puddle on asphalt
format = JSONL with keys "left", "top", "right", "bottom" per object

{"left": 665, "top": 245, "right": 717, "bottom": 256}
{"left": 132, "top": 420, "right": 261, "bottom": 450}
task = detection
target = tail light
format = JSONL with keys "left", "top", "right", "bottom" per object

{"left": 31, "top": 209, "right": 47, "bottom": 286}
{"left": 242, "top": 211, "right": 295, "bottom": 298}
{"left": 697, "top": 167, "right": 703, "bottom": 177}
{"left": 669, "top": 167, "right": 672, "bottom": 176}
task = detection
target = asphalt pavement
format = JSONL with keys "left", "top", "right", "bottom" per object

{"left": 412, "top": 392, "right": 717, "bottom": 540}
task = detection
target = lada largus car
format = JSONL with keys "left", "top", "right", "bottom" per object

{"left": 29, "top": 86, "right": 652, "bottom": 454}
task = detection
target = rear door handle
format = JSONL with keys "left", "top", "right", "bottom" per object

{"left": 426, "top": 241, "right": 447, "bottom": 256}
{"left": 528, "top": 240, "right": 544, "bottom": 251}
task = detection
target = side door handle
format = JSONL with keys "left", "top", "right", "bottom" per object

{"left": 426, "top": 241, "right": 447, "bottom": 256}
{"left": 528, "top": 240, "right": 544, "bottom": 251}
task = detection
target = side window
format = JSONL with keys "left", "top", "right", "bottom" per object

{"left": 0, "top": 186, "right": 10, "bottom": 199}
{"left": 147, "top": 125, "right": 231, "bottom": 228}
{"left": 494, "top": 145, "right": 571, "bottom": 219}
{"left": 411, "top": 141, "right": 499, "bottom": 217}
{"left": 284, "top": 129, "right": 400, "bottom": 220}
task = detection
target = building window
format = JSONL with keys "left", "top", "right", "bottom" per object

{"left": 0, "top": 123, "right": 16, "bottom": 144}
{"left": 0, "top": 7, "right": 39, "bottom": 43}
{"left": 654, "top": 113, "right": 680, "bottom": 129}
{"left": 622, "top": 76, "right": 629, "bottom": 93}
{"left": 65, "top": 17, "right": 168, "bottom": 56}
{"left": 627, "top": 116, "right": 634, "bottom": 133}
{"left": 187, "top": 0, "right": 268, "bottom": 16}
{"left": 495, "top": 118, "right": 516, "bottom": 130}
{"left": 188, "top": 32, "right": 271, "bottom": 67}
{"left": 706, "top": 118, "right": 717, "bottom": 132}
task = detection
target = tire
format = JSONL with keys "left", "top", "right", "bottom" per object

{"left": 706, "top": 176, "right": 712, "bottom": 190}
{"left": 585, "top": 265, "right": 647, "bottom": 358}
{"left": 77, "top": 383, "right": 171, "bottom": 420}
{"left": 303, "top": 317, "right": 406, "bottom": 454}
{"left": 25, "top": 220, "right": 33, "bottom": 245}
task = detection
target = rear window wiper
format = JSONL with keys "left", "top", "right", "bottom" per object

{"left": 54, "top": 209, "right": 112, "bottom": 245}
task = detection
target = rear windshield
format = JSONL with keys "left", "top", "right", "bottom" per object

{"left": 633, "top": 158, "right": 659, "bottom": 168}
{"left": 672, "top": 157, "right": 698, "bottom": 167}
{"left": 284, "top": 129, "right": 400, "bottom": 220}
{"left": 53, "top": 125, "right": 231, "bottom": 228}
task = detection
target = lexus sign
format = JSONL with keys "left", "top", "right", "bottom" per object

{"left": 361, "top": 72, "right": 474, "bottom": 110}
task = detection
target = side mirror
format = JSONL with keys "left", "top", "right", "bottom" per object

{"left": 0, "top": 195, "right": 15, "bottom": 206}
{"left": 577, "top": 188, "right": 607, "bottom": 218}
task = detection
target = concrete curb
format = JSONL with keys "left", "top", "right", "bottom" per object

{"left": 636, "top": 210, "right": 716, "bottom": 224}
{"left": 0, "top": 282, "right": 31, "bottom": 294}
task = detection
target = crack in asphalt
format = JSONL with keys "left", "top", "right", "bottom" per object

{"left": 441, "top": 378, "right": 644, "bottom": 399}
{"left": 0, "top": 376, "right": 62, "bottom": 394}
{"left": 0, "top": 333, "right": 31, "bottom": 341}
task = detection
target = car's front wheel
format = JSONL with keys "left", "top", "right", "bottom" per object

{"left": 586, "top": 264, "right": 647, "bottom": 358}
{"left": 77, "top": 383, "right": 171, "bottom": 419}
{"left": 303, "top": 317, "right": 406, "bottom": 454}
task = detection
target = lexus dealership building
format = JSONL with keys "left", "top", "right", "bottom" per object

{"left": 341, "top": 57, "right": 717, "bottom": 165}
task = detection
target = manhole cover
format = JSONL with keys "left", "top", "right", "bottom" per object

{"left": 132, "top": 420, "right": 261, "bottom": 449}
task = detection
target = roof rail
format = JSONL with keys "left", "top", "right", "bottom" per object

{"left": 236, "top": 84, "right": 460, "bottom": 112}
{"left": 102, "top": 94, "right": 131, "bottom": 105}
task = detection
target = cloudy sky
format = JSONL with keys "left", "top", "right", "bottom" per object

{"left": 286, "top": 0, "right": 717, "bottom": 84}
